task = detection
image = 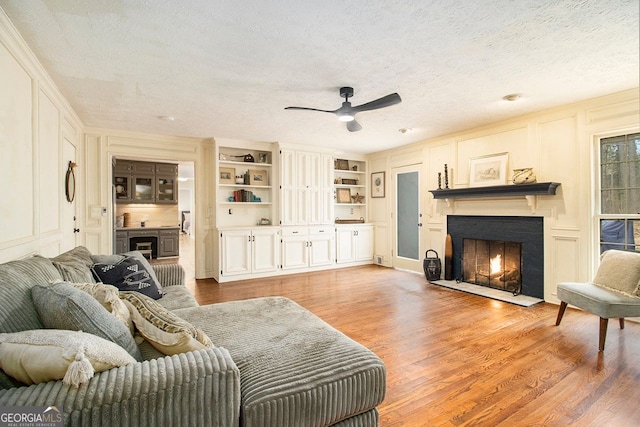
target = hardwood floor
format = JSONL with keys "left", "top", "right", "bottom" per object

{"left": 186, "top": 261, "right": 640, "bottom": 426}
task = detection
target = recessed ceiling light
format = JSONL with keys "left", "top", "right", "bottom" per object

{"left": 502, "top": 94, "right": 521, "bottom": 102}
{"left": 158, "top": 115, "right": 175, "bottom": 121}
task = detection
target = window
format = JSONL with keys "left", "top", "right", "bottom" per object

{"left": 599, "top": 132, "right": 640, "bottom": 253}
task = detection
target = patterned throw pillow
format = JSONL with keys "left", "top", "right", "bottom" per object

{"left": 31, "top": 282, "right": 142, "bottom": 361}
{"left": 91, "top": 256, "right": 163, "bottom": 299}
{"left": 120, "top": 291, "right": 214, "bottom": 356}
{"left": 66, "top": 281, "right": 133, "bottom": 333}
{"left": 0, "top": 329, "right": 136, "bottom": 387}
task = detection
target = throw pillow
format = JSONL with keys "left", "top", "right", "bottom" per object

{"left": 0, "top": 329, "right": 136, "bottom": 387}
{"left": 593, "top": 250, "right": 640, "bottom": 296}
{"left": 51, "top": 246, "right": 96, "bottom": 283}
{"left": 91, "top": 256, "right": 163, "bottom": 299}
{"left": 92, "top": 250, "right": 163, "bottom": 290}
{"left": 31, "top": 282, "right": 142, "bottom": 361}
{"left": 66, "top": 281, "right": 133, "bottom": 333}
{"left": 120, "top": 291, "right": 214, "bottom": 355}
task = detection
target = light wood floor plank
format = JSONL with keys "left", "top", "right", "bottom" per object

{"left": 183, "top": 264, "right": 640, "bottom": 426}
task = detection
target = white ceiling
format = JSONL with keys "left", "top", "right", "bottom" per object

{"left": 2, "top": 0, "right": 638, "bottom": 154}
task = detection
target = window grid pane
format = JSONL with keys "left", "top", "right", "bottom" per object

{"left": 599, "top": 133, "right": 640, "bottom": 254}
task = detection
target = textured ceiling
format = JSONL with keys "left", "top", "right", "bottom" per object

{"left": 1, "top": 0, "right": 638, "bottom": 154}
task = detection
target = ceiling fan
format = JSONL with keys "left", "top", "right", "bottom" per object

{"left": 285, "top": 87, "right": 402, "bottom": 132}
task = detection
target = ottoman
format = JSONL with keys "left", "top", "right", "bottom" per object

{"left": 174, "top": 297, "right": 385, "bottom": 427}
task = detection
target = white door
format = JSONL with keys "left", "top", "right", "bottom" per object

{"left": 221, "top": 230, "right": 251, "bottom": 276}
{"left": 62, "top": 137, "right": 77, "bottom": 251}
{"left": 392, "top": 165, "right": 423, "bottom": 271}
{"left": 252, "top": 228, "right": 279, "bottom": 273}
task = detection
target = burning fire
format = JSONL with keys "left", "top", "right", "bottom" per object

{"left": 490, "top": 254, "right": 502, "bottom": 275}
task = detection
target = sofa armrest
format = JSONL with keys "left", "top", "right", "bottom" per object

{"left": 0, "top": 348, "right": 240, "bottom": 427}
{"left": 152, "top": 263, "right": 185, "bottom": 287}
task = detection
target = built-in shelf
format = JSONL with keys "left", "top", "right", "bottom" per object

{"left": 429, "top": 182, "right": 560, "bottom": 214}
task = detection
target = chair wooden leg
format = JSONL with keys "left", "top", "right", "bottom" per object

{"left": 619, "top": 318, "right": 625, "bottom": 329}
{"left": 599, "top": 318, "right": 609, "bottom": 351}
{"left": 555, "top": 301, "right": 568, "bottom": 326}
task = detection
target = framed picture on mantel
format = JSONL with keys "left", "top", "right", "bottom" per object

{"left": 468, "top": 152, "right": 509, "bottom": 187}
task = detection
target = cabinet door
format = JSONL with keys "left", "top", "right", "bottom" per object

{"left": 355, "top": 225, "right": 374, "bottom": 261}
{"left": 252, "top": 229, "right": 279, "bottom": 273}
{"left": 221, "top": 230, "right": 252, "bottom": 276}
{"left": 133, "top": 175, "right": 155, "bottom": 202}
{"left": 156, "top": 176, "right": 177, "bottom": 204}
{"left": 281, "top": 235, "right": 309, "bottom": 270}
{"left": 309, "top": 233, "right": 334, "bottom": 267}
{"left": 115, "top": 232, "right": 128, "bottom": 254}
{"left": 159, "top": 232, "right": 179, "bottom": 257}
{"left": 133, "top": 161, "right": 155, "bottom": 174}
{"left": 320, "top": 154, "right": 334, "bottom": 224}
{"left": 156, "top": 163, "right": 178, "bottom": 175}
{"left": 280, "top": 150, "right": 297, "bottom": 225}
{"left": 114, "top": 175, "right": 132, "bottom": 203}
{"left": 115, "top": 160, "right": 134, "bottom": 174}
{"left": 336, "top": 227, "right": 356, "bottom": 264}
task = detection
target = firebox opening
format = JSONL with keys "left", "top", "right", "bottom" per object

{"left": 462, "top": 238, "right": 522, "bottom": 295}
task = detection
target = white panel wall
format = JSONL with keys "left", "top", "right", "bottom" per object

{"left": 38, "top": 90, "right": 60, "bottom": 234}
{"left": 0, "top": 11, "right": 83, "bottom": 262}
{"left": 0, "top": 40, "right": 34, "bottom": 245}
{"left": 368, "top": 89, "right": 639, "bottom": 303}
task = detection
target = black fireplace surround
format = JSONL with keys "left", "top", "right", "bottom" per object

{"left": 447, "top": 215, "right": 544, "bottom": 299}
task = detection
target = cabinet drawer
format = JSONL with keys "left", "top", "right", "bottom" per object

{"left": 159, "top": 229, "right": 179, "bottom": 236}
{"left": 281, "top": 227, "right": 308, "bottom": 237}
{"left": 128, "top": 230, "right": 159, "bottom": 238}
{"left": 156, "top": 163, "right": 178, "bottom": 175}
{"left": 309, "top": 226, "right": 332, "bottom": 235}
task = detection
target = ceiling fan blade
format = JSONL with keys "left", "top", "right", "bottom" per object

{"left": 351, "top": 93, "right": 401, "bottom": 113}
{"left": 346, "top": 120, "right": 362, "bottom": 132}
{"left": 284, "top": 106, "right": 335, "bottom": 113}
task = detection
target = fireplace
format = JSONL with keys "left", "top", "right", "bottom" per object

{"left": 447, "top": 216, "right": 544, "bottom": 299}
{"left": 462, "top": 239, "right": 523, "bottom": 295}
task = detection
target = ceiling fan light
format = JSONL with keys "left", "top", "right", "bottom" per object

{"left": 338, "top": 113, "right": 354, "bottom": 122}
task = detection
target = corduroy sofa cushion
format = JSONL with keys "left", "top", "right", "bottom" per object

{"left": 174, "top": 297, "right": 386, "bottom": 427}
{"left": 0, "top": 255, "right": 62, "bottom": 333}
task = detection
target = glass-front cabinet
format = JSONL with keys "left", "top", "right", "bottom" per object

{"left": 114, "top": 160, "right": 178, "bottom": 204}
{"left": 133, "top": 175, "right": 154, "bottom": 202}
{"left": 156, "top": 176, "right": 177, "bottom": 204}
{"left": 114, "top": 175, "right": 132, "bottom": 202}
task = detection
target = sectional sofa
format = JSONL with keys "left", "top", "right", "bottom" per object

{"left": 0, "top": 246, "right": 385, "bottom": 426}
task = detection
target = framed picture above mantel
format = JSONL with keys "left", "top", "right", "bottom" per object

{"left": 468, "top": 152, "right": 509, "bottom": 187}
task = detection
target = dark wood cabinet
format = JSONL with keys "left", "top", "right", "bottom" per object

{"left": 115, "top": 160, "right": 178, "bottom": 204}
{"left": 115, "top": 231, "right": 129, "bottom": 254}
{"left": 159, "top": 229, "right": 180, "bottom": 257}
{"left": 115, "top": 228, "right": 180, "bottom": 258}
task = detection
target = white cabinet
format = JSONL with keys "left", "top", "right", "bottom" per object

{"left": 281, "top": 226, "right": 334, "bottom": 270}
{"left": 280, "top": 149, "right": 333, "bottom": 226}
{"left": 220, "top": 228, "right": 279, "bottom": 277}
{"left": 336, "top": 224, "right": 374, "bottom": 264}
